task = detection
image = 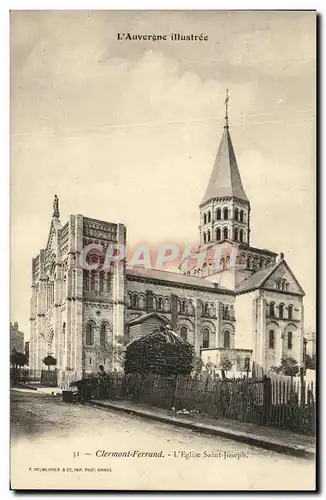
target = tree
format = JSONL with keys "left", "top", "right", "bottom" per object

{"left": 271, "top": 357, "right": 299, "bottom": 378}
{"left": 10, "top": 351, "right": 28, "bottom": 368}
{"left": 42, "top": 355, "right": 57, "bottom": 370}
{"left": 192, "top": 357, "right": 204, "bottom": 377}
{"left": 305, "top": 353, "right": 316, "bottom": 370}
{"left": 95, "top": 340, "right": 125, "bottom": 370}
{"left": 220, "top": 357, "right": 233, "bottom": 379}
{"left": 205, "top": 359, "right": 217, "bottom": 375}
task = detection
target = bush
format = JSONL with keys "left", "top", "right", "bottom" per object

{"left": 124, "top": 325, "right": 195, "bottom": 376}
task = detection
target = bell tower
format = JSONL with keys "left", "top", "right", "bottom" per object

{"left": 200, "top": 90, "right": 251, "bottom": 248}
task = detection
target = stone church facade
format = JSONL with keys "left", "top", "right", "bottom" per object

{"left": 29, "top": 107, "right": 305, "bottom": 381}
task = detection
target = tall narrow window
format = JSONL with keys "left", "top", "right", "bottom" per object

{"left": 62, "top": 322, "right": 66, "bottom": 348}
{"left": 207, "top": 230, "right": 211, "bottom": 242}
{"left": 216, "top": 228, "right": 221, "bottom": 241}
{"left": 132, "top": 294, "right": 138, "bottom": 309}
{"left": 240, "top": 210, "right": 244, "bottom": 222}
{"left": 203, "top": 232, "right": 207, "bottom": 244}
{"left": 86, "top": 323, "right": 94, "bottom": 345}
{"left": 269, "top": 330, "right": 275, "bottom": 348}
{"left": 224, "top": 306, "right": 229, "bottom": 320}
{"left": 107, "top": 273, "right": 111, "bottom": 293}
{"left": 239, "top": 229, "right": 244, "bottom": 242}
{"left": 223, "top": 208, "right": 228, "bottom": 220}
{"left": 207, "top": 211, "right": 211, "bottom": 223}
{"left": 181, "top": 300, "right": 187, "bottom": 314}
{"left": 99, "top": 271, "right": 105, "bottom": 292}
{"left": 235, "top": 208, "right": 239, "bottom": 221}
{"left": 216, "top": 208, "right": 221, "bottom": 220}
{"left": 288, "top": 332, "right": 293, "bottom": 350}
{"left": 203, "top": 213, "right": 207, "bottom": 225}
{"left": 180, "top": 326, "right": 188, "bottom": 341}
{"left": 202, "top": 328, "right": 210, "bottom": 349}
{"left": 288, "top": 305, "right": 293, "bottom": 320}
{"left": 234, "top": 228, "right": 239, "bottom": 241}
{"left": 223, "top": 227, "right": 228, "bottom": 240}
{"left": 83, "top": 271, "right": 89, "bottom": 292}
{"left": 91, "top": 270, "right": 96, "bottom": 291}
{"left": 204, "top": 303, "right": 209, "bottom": 316}
{"left": 279, "top": 303, "right": 284, "bottom": 319}
{"left": 224, "top": 330, "right": 230, "bottom": 349}
{"left": 100, "top": 324, "right": 106, "bottom": 346}
{"left": 270, "top": 301, "right": 275, "bottom": 317}
{"left": 158, "top": 297, "right": 163, "bottom": 311}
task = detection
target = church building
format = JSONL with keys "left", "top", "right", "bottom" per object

{"left": 29, "top": 97, "right": 305, "bottom": 383}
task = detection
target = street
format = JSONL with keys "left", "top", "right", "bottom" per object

{"left": 10, "top": 390, "right": 315, "bottom": 490}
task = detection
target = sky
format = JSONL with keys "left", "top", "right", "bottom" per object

{"left": 10, "top": 10, "right": 316, "bottom": 337}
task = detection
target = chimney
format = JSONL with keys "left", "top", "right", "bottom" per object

{"left": 14, "top": 322, "right": 18, "bottom": 329}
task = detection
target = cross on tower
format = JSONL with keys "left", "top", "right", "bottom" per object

{"left": 225, "top": 89, "right": 229, "bottom": 128}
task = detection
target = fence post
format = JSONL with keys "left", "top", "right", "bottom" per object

{"left": 299, "top": 367, "right": 306, "bottom": 407}
{"left": 263, "top": 375, "right": 271, "bottom": 424}
{"left": 172, "top": 375, "right": 178, "bottom": 409}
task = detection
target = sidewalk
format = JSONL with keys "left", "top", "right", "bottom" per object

{"left": 12, "top": 383, "right": 62, "bottom": 395}
{"left": 90, "top": 398, "right": 316, "bottom": 459}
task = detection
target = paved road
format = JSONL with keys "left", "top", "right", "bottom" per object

{"left": 10, "top": 390, "right": 315, "bottom": 491}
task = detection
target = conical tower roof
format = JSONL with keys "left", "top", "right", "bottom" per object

{"left": 201, "top": 125, "right": 249, "bottom": 205}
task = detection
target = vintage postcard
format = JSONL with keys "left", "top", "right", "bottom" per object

{"left": 10, "top": 10, "right": 316, "bottom": 491}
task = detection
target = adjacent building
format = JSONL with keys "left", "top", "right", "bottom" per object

{"left": 10, "top": 322, "right": 25, "bottom": 354}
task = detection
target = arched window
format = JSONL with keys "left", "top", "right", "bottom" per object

{"left": 235, "top": 208, "right": 239, "bottom": 221}
{"left": 288, "top": 305, "right": 293, "bottom": 320}
{"left": 157, "top": 297, "right": 163, "bottom": 311}
{"left": 86, "top": 323, "right": 94, "bottom": 345}
{"left": 203, "top": 213, "right": 207, "bottom": 225}
{"left": 279, "top": 303, "right": 284, "bottom": 319}
{"left": 127, "top": 292, "right": 132, "bottom": 307}
{"left": 223, "top": 208, "right": 228, "bottom": 220}
{"left": 216, "top": 228, "right": 221, "bottom": 241}
{"left": 224, "top": 330, "right": 230, "bottom": 349}
{"left": 207, "top": 211, "right": 211, "bottom": 223}
{"left": 83, "top": 271, "right": 89, "bottom": 292}
{"left": 203, "top": 232, "right": 207, "bottom": 244}
{"left": 100, "top": 324, "right": 106, "bottom": 346}
{"left": 270, "top": 301, "right": 275, "bottom": 317}
{"left": 181, "top": 299, "right": 187, "bottom": 314}
{"left": 216, "top": 208, "right": 221, "bottom": 220}
{"left": 269, "top": 330, "right": 275, "bottom": 349}
{"left": 223, "top": 227, "right": 228, "bottom": 240}
{"left": 207, "top": 230, "right": 211, "bottom": 242}
{"left": 240, "top": 210, "right": 244, "bottom": 222}
{"left": 247, "top": 255, "right": 252, "bottom": 270}
{"left": 164, "top": 297, "right": 170, "bottom": 311}
{"left": 62, "top": 322, "right": 66, "bottom": 348}
{"left": 239, "top": 229, "right": 244, "bottom": 243}
{"left": 234, "top": 228, "right": 239, "bottom": 241}
{"left": 204, "top": 303, "right": 209, "bottom": 316}
{"left": 220, "top": 258, "right": 226, "bottom": 270}
{"left": 202, "top": 328, "right": 210, "bottom": 349}
{"left": 132, "top": 294, "right": 138, "bottom": 309}
{"left": 288, "top": 332, "right": 293, "bottom": 350}
{"left": 107, "top": 273, "right": 112, "bottom": 293}
{"left": 153, "top": 296, "right": 157, "bottom": 310}
{"left": 90, "top": 270, "right": 96, "bottom": 291}
{"left": 99, "top": 271, "right": 105, "bottom": 292}
{"left": 224, "top": 305, "right": 229, "bottom": 320}
{"left": 187, "top": 300, "right": 194, "bottom": 315}
{"left": 180, "top": 326, "right": 188, "bottom": 341}
{"left": 259, "top": 258, "right": 264, "bottom": 270}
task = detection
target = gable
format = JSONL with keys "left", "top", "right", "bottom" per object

{"left": 263, "top": 261, "right": 304, "bottom": 296}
